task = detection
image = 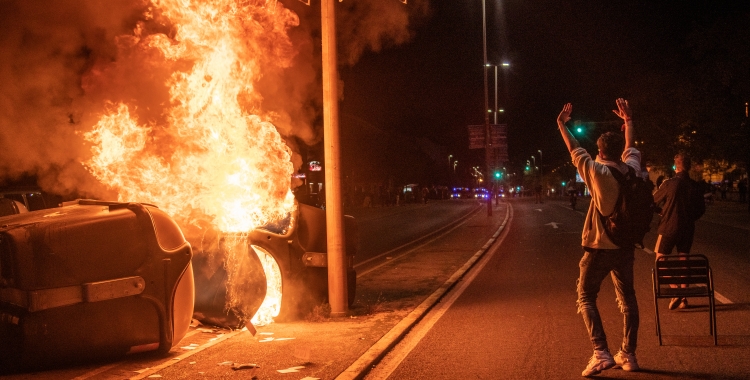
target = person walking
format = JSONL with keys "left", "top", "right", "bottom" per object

{"left": 653, "top": 153, "right": 706, "bottom": 309}
{"left": 556, "top": 99, "right": 641, "bottom": 376}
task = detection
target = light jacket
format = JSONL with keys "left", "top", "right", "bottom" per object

{"left": 571, "top": 146, "right": 642, "bottom": 249}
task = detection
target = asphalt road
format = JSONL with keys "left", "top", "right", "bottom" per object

{"left": 369, "top": 197, "right": 750, "bottom": 379}
{"left": 348, "top": 200, "right": 480, "bottom": 265}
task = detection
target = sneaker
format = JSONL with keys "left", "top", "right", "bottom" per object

{"left": 614, "top": 350, "right": 640, "bottom": 372}
{"left": 668, "top": 297, "right": 683, "bottom": 310}
{"left": 679, "top": 298, "right": 688, "bottom": 309}
{"left": 582, "top": 349, "right": 616, "bottom": 377}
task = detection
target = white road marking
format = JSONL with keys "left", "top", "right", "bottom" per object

{"left": 546, "top": 222, "right": 560, "bottom": 229}
{"left": 714, "top": 291, "right": 733, "bottom": 304}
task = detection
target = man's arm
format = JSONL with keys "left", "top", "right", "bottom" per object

{"left": 557, "top": 103, "right": 580, "bottom": 152}
{"left": 612, "top": 98, "right": 634, "bottom": 149}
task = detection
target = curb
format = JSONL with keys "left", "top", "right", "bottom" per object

{"left": 335, "top": 202, "right": 512, "bottom": 380}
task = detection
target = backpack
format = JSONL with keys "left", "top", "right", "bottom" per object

{"left": 599, "top": 166, "right": 655, "bottom": 248}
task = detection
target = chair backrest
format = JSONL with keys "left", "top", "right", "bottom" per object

{"left": 654, "top": 254, "right": 712, "bottom": 295}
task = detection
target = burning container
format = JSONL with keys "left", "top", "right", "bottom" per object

{"left": 192, "top": 201, "right": 357, "bottom": 328}
{"left": 0, "top": 200, "right": 194, "bottom": 371}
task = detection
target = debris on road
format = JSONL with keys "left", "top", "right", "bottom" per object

{"left": 231, "top": 363, "right": 260, "bottom": 370}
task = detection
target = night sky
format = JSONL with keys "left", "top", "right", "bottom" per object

{"left": 339, "top": 0, "right": 750, "bottom": 179}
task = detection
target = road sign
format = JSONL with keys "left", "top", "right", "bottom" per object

{"left": 468, "top": 124, "right": 508, "bottom": 150}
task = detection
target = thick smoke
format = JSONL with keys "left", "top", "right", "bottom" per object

{"left": 0, "top": 0, "right": 149, "bottom": 197}
{"left": 0, "top": 0, "right": 430, "bottom": 198}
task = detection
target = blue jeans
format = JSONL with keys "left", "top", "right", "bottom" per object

{"left": 577, "top": 248, "right": 639, "bottom": 353}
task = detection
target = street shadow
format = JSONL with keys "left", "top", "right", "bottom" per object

{"left": 672, "top": 302, "right": 750, "bottom": 313}
{"left": 634, "top": 368, "right": 746, "bottom": 379}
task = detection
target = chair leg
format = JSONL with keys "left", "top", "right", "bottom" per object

{"left": 710, "top": 294, "right": 717, "bottom": 345}
{"left": 653, "top": 272, "right": 662, "bottom": 345}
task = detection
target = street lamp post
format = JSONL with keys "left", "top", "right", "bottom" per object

{"left": 454, "top": 161, "right": 458, "bottom": 173}
{"left": 538, "top": 149, "right": 544, "bottom": 200}
{"left": 481, "top": 0, "right": 492, "bottom": 216}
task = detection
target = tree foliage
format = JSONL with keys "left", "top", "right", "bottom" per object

{"left": 630, "top": 12, "right": 750, "bottom": 170}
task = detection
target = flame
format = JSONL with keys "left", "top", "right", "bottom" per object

{"left": 250, "top": 246, "right": 283, "bottom": 326}
{"left": 84, "top": 0, "right": 299, "bottom": 232}
{"left": 83, "top": 0, "right": 301, "bottom": 324}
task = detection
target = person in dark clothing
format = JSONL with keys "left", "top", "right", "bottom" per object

{"left": 653, "top": 153, "right": 706, "bottom": 310}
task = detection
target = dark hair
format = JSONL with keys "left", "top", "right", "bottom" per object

{"left": 597, "top": 132, "right": 624, "bottom": 160}
{"left": 674, "top": 153, "right": 691, "bottom": 172}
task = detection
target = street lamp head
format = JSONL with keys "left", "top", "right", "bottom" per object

{"left": 501, "top": 62, "right": 510, "bottom": 67}
{"left": 498, "top": 108, "right": 505, "bottom": 113}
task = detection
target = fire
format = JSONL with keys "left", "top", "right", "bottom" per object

{"left": 83, "top": 0, "right": 301, "bottom": 325}
{"left": 250, "top": 246, "right": 283, "bottom": 326}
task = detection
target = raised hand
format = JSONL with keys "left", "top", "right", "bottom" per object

{"left": 558, "top": 103, "right": 572, "bottom": 124}
{"left": 612, "top": 98, "right": 632, "bottom": 121}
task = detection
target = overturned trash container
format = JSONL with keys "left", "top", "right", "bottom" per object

{"left": 0, "top": 200, "right": 194, "bottom": 371}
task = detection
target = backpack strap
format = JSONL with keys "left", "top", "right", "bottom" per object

{"left": 598, "top": 165, "right": 630, "bottom": 218}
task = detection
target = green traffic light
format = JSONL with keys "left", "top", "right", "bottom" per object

{"left": 576, "top": 127, "right": 583, "bottom": 134}
{"left": 525, "top": 166, "right": 530, "bottom": 171}
{"left": 495, "top": 172, "right": 502, "bottom": 179}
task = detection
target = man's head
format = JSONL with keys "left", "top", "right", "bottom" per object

{"left": 674, "top": 153, "right": 691, "bottom": 173}
{"left": 597, "top": 132, "right": 624, "bottom": 161}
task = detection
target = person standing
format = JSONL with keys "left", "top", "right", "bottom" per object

{"left": 557, "top": 99, "right": 641, "bottom": 376}
{"left": 653, "top": 153, "right": 706, "bottom": 309}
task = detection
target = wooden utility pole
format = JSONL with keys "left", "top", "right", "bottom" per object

{"left": 321, "top": 0, "right": 347, "bottom": 317}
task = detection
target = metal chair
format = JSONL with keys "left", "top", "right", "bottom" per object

{"left": 652, "top": 254, "right": 717, "bottom": 345}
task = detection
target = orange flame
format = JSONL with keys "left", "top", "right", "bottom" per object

{"left": 84, "top": 0, "right": 299, "bottom": 233}
{"left": 83, "top": 0, "right": 301, "bottom": 324}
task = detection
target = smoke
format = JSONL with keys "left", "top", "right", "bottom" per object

{"left": 0, "top": 0, "right": 148, "bottom": 197}
{"left": 0, "top": 0, "right": 430, "bottom": 198}
{"left": 336, "top": 0, "right": 430, "bottom": 66}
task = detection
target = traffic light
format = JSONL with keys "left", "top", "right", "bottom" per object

{"left": 525, "top": 165, "right": 530, "bottom": 171}
{"left": 574, "top": 120, "right": 584, "bottom": 135}
{"left": 494, "top": 171, "right": 502, "bottom": 179}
